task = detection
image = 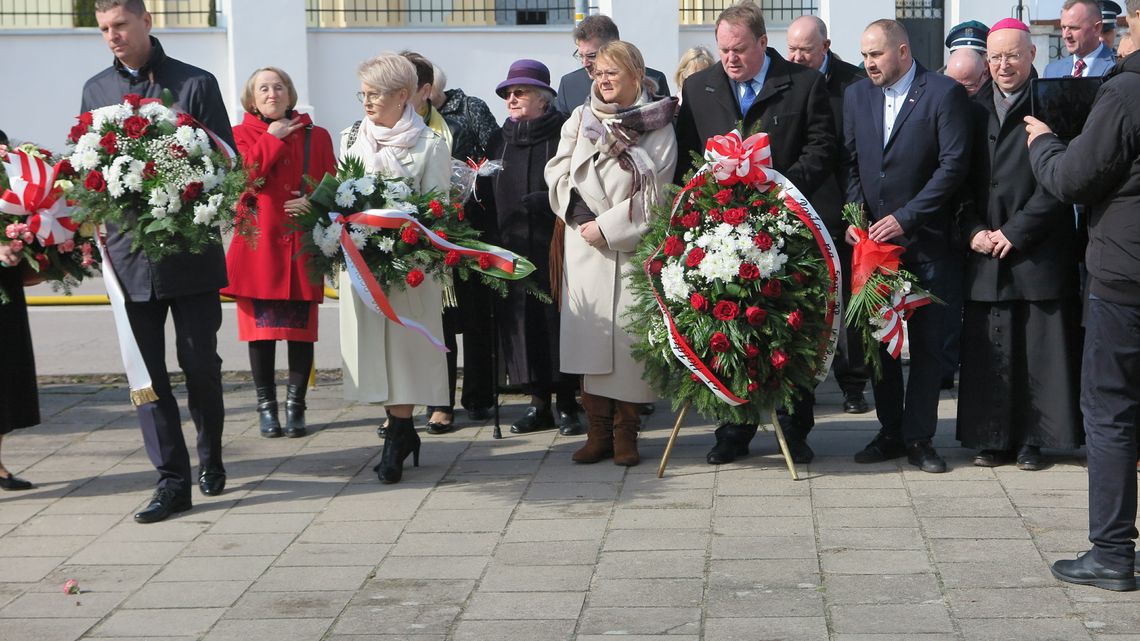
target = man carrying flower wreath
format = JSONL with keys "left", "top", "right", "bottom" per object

{"left": 674, "top": 0, "right": 837, "bottom": 465}
{"left": 82, "top": 0, "right": 235, "bottom": 523}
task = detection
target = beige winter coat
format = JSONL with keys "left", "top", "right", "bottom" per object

{"left": 338, "top": 122, "right": 450, "bottom": 406}
{"left": 545, "top": 92, "right": 677, "bottom": 402}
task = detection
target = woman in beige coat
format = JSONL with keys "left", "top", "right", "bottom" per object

{"left": 545, "top": 40, "right": 678, "bottom": 466}
{"left": 339, "top": 53, "right": 451, "bottom": 484}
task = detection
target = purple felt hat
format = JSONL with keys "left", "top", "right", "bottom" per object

{"left": 495, "top": 59, "right": 555, "bottom": 98}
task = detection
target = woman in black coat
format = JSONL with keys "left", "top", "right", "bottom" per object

{"left": 0, "top": 243, "right": 38, "bottom": 491}
{"left": 481, "top": 59, "right": 578, "bottom": 435}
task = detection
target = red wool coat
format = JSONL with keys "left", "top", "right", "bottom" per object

{"left": 221, "top": 111, "right": 337, "bottom": 301}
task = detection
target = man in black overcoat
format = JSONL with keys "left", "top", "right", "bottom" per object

{"left": 674, "top": 1, "right": 836, "bottom": 466}
{"left": 82, "top": 0, "right": 234, "bottom": 523}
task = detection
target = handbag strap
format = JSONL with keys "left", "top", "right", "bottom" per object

{"left": 300, "top": 124, "right": 312, "bottom": 194}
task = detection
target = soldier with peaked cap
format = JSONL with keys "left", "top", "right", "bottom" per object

{"left": 1101, "top": 0, "right": 1123, "bottom": 48}
{"left": 946, "top": 20, "right": 990, "bottom": 52}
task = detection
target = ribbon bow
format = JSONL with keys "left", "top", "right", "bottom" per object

{"left": 0, "top": 149, "right": 78, "bottom": 246}
{"left": 849, "top": 227, "right": 905, "bottom": 294}
{"left": 874, "top": 290, "right": 933, "bottom": 359}
{"left": 703, "top": 130, "right": 776, "bottom": 187}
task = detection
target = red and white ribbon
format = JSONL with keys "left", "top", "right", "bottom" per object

{"left": 94, "top": 227, "right": 159, "bottom": 406}
{"left": 876, "top": 292, "right": 932, "bottom": 359}
{"left": 0, "top": 149, "right": 79, "bottom": 246}
{"left": 704, "top": 131, "right": 777, "bottom": 187}
{"left": 335, "top": 208, "right": 517, "bottom": 352}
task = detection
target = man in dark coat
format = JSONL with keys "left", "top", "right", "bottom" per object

{"left": 956, "top": 19, "right": 1083, "bottom": 471}
{"left": 674, "top": 0, "right": 836, "bottom": 466}
{"left": 843, "top": 19, "right": 972, "bottom": 474}
{"left": 1025, "top": 0, "right": 1140, "bottom": 591}
{"left": 82, "top": 0, "right": 233, "bottom": 523}
{"left": 785, "top": 14, "right": 871, "bottom": 425}
{"left": 553, "top": 15, "right": 670, "bottom": 115}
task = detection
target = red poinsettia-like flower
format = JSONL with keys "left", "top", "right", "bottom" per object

{"left": 690, "top": 292, "right": 709, "bottom": 312}
{"left": 663, "top": 235, "right": 685, "bottom": 257}
{"left": 478, "top": 254, "right": 494, "bottom": 270}
{"left": 429, "top": 199, "right": 445, "bottom": 218}
{"left": 401, "top": 225, "right": 420, "bottom": 245}
{"left": 712, "top": 300, "right": 739, "bottom": 321}
{"left": 444, "top": 250, "right": 461, "bottom": 266}
{"left": 770, "top": 349, "right": 789, "bottom": 369}
{"left": 710, "top": 331, "right": 731, "bottom": 353}
{"left": 745, "top": 305, "right": 767, "bottom": 326}
{"left": 405, "top": 268, "right": 425, "bottom": 287}
{"left": 686, "top": 247, "right": 706, "bottom": 267}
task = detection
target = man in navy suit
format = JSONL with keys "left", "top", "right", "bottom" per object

{"left": 552, "top": 15, "right": 670, "bottom": 115}
{"left": 1045, "top": 0, "right": 1117, "bottom": 78}
{"left": 843, "top": 19, "right": 973, "bottom": 473}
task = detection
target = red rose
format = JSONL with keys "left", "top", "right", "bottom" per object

{"left": 78, "top": 112, "right": 93, "bottom": 128}
{"left": 84, "top": 170, "right": 106, "bottom": 192}
{"left": 122, "top": 115, "right": 150, "bottom": 139}
{"left": 769, "top": 206, "right": 781, "bottom": 215}
{"left": 745, "top": 305, "right": 767, "bottom": 326}
{"left": 712, "top": 300, "right": 739, "bottom": 321}
{"left": 744, "top": 343, "right": 760, "bottom": 358}
{"left": 444, "top": 250, "right": 461, "bottom": 266}
{"left": 663, "top": 235, "right": 685, "bottom": 257}
{"left": 680, "top": 211, "right": 701, "bottom": 228}
{"left": 401, "top": 225, "right": 420, "bottom": 245}
{"left": 738, "top": 262, "right": 760, "bottom": 280}
{"left": 648, "top": 259, "right": 664, "bottom": 276}
{"left": 753, "top": 232, "right": 773, "bottom": 251}
{"left": 56, "top": 158, "right": 76, "bottom": 178}
{"left": 142, "top": 161, "right": 157, "bottom": 180}
{"left": 405, "top": 268, "right": 425, "bottom": 287}
{"left": 708, "top": 208, "right": 723, "bottom": 222}
{"left": 478, "top": 254, "right": 493, "bottom": 270}
{"left": 123, "top": 93, "right": 143, "bottom": 109}
{"left": 792, "top": 272, "right": 807, "bottom": 285}
{"left": 455, "top": 203, "right": 465, "bottom": 221}
{"left": 429, "top": 199, "right": 444, "bottom": 218}
{"left": 751, "top": 199, "right": 764, "bottom": 207}
{"left": 722, "top": 207, "right": 747, "bottom": 226}
{"left": 177, "top": 113, "right": 196, "bottom": 127}
{"left": 180, "top": 181, "right": 203, "bottom": 202}
{"left": 762, "top": 280, "right": 782, "bottom": 298}
{"left": 710, "top": 331, "right": 731, "bottom": 353}
{"left": 690, "top": 292, "right": 709, "bottom": 312}
{"left": 787, "top": 309, "right": 803, "bottom": 330}
{"left": 747, "top": 382, "right": 760, "bottom": 392}
{"left": 169, "top": 144, "right": 188, "bottom": 159}
{"left": 714, "top": 189, "right": 732, "bottom": 205}
{"left": 99, "top": 131, "right": 118, "bottom": 155}
{"left": 68, "top": 123, "right": 88, "bottom": 143}
{"left": 686, "top": 247, "right": 706, "bottom": 268}
{"left": 770, "top": 349, "right": 789, "bottom": 370}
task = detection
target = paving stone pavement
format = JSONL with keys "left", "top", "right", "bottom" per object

{"left": 1, "top": 377, "right": 1138, "bottom": 641}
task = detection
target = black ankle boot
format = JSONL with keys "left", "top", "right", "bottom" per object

{"left": 374, "top": 416, "right": 421, "bottom": 484}
{"left": 284, "top": 384, "right": 308, "bottom": 438}
{"left": 256, "top": 386, "right": 282, "bottom": 438}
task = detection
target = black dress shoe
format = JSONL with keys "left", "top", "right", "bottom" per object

{"left": 558, "top": 410, "right": 583, "bottom": 436}
{"left": 510, "top": 407, "right": 556, "bottom": 433}
{"left": 907, "top": 441, "right": 947, "bottom": 473}
{"left": 0, "top": 473, "right": 33, "bottom": 491}
{"left": 843, "top": 391, "right": 870, "bottom": 414}
{"left": 940, "top": 376, "right": 956, "bottom": 390}
{"left": 198, "top": 465, "right": 226, "bottom": 496}
{"left": 426, "top": 409, "right": 454, "bottom": 435}
{"left": 853, "top": 432, "right": 906, "bottom": 464}
{"left": 785, "top": 438, "right": 815, "bottom": 464}
{"left": 707, "top": 424, "right": 751, "bottom": 465}
{"left": 467, "top": 407, "right": 493, "bottom": 421}
{"left": 1052, "top": 552, "right": 1138, "bottom": 591}
{"left": 973, "top": 449, "right": 1013, "bottom": 467}
{"left": 1016, "top": 445, "right": 1045, "bottom": 471}
{"left": 134, "top": 487, "right": 192, "bottom": 524}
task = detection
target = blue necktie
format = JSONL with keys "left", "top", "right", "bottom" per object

{"left": 740, "top": 81, "right": 756, "bottom": 116}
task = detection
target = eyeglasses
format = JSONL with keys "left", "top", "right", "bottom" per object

{"left": 572, "top": 50, "right": 599, "bottom": 62}
{"left": 986, "top": 52, "right": 1023, "bottom": 65}
{"left": 504, "top": 88, "right": 532, "bottom": 99}
{"left": 355, "top": 91, "right": 383, "bottom": 104}
{"left": 594, "top": 69, "right": 622, "bottom": 80}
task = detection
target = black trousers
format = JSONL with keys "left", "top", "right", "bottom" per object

{"left": 1082, "top": 296, "right": 1140, "bottom": 573}
{"left": 439, "top": 275, "right": 495, "bottom": 411}
{"left": 872, "top": 259, "right": 950, "bottom": 445}
{"left": 125, "top": 291, "right": 225, "bottom": 494}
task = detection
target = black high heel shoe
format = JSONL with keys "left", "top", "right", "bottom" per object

{"left": 374, "top": 416, "right": 421, "bottom": 484}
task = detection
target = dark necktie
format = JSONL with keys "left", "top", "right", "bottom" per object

{"left": 1073, "top": 58, "right": 1087, "bottom": 77}
{"left": 740, "top": 81, "right": 757, "bottom": 116}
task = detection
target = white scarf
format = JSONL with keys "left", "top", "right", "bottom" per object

{"left": 351, "top": 104, "right": 426, "bottom": 178}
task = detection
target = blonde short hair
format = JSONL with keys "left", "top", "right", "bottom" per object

{"left": 675, "top": 46, "right": 714, "bottom": 88}
{"left": 240, "top": 67, "right": 299, "bottom": 114}
{"left": 596, "top": 40, "right": 655, "bottom": 94}
{"left": 358, "top": 53, "right": 418, "bottom": 98}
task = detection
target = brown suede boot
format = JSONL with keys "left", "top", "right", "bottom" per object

{"left": 612, "top": 401, "right": 642, "bottom": 467}
{"left": 573, "top": 392, "right": 614, "bottom": 463}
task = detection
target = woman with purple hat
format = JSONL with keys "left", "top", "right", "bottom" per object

{"left": 545, "top": 41, "right": 678, "bottom": 467}
{"left": 477, "top": 59, "right": 579, "bottom": 437}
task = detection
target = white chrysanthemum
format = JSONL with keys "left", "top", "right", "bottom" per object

{"left": 139, "top": 102, "right": 176, "bottom": 124}
{"left": 150, "top": 206, "right": 168, "bottom": 219}
{"left": 318, "top": 222, "right": 343, "bottom": 257}
{"left": 194, "top": 128, "right": 212, "bottom": 156}
{"left": 755, "top": 249, "right": 789, "bottom": 279}
{"left": 193, "top": 201, "right": 217, "bottom": 225}
{"left": 354, "top": 176, "right": 376, "bottom": 196}
{"left": 384, "top": 180, "right": 412, "bottom": 200}
{"left": 375, "top": 236, "right": 395, "bottom": 253}
{"left": 122, "top": 172, "right": 143, "bottom": 192}
{"left": 348, "top": 228, "right": 368, "bottom": 249}
{"left": 91, "top": 104, "right": 131, "bottom": 129}
{"left": 148, "top": 188, "right": 170, "bottom": 207}
{"left": 696, "top": 250, "right": 741, "bottom": 282}
{"left": 71, "top": 148, "right": 101, "bottom": 172}
{"left": 174, "top": 126, "right": 197, "bottom": 147}
{"left": 165, "top": 186, "right": 183, "bottom": 214}
{"left": 335, "top": 181, "right": 357, "bottom": 208}
{"left": 74, "top": 132, "right": 102, "bottom": 154}
{"left": 660, "top": 262, "right": 691, "bottom": 302}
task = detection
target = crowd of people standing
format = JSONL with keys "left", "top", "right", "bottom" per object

{"left": 1, "top": 0, "right": 1137, "bottom": 592}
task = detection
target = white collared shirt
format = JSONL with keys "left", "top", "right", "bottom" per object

{"left": 882, "top": 61, "right": 917, "bottom": 147}
{"left": 1072, "top": 43, "right": 1107, "bottom": 76}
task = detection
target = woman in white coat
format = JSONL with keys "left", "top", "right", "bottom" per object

{"left": 545, "top": 40, "right": 678, "bottom": 467}
{"left": 339, "top": 53, "right": 451, "bottom": 484}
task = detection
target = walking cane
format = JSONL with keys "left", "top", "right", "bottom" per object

{"left": 491, "top": 301, "right": 502, "bottom": 439}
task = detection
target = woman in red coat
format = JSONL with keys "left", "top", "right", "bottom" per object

{"left": 222, "top": 67, "right": 336, "bottom": 438}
